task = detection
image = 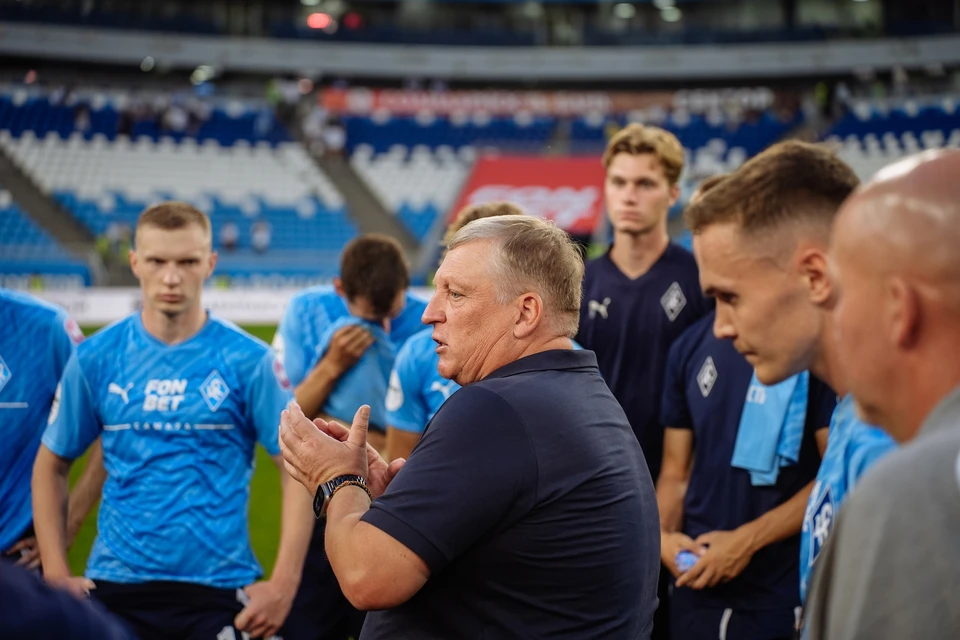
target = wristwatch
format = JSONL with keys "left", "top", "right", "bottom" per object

{"left": 313, "top": 474, "right": 370, "bottom": 519}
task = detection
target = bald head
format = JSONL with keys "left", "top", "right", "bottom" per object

{"left": 831, "top": 149, "right": 960, "bottom": 442}
{"left": 836, "top": 149, "right": 960, "bottom": 303}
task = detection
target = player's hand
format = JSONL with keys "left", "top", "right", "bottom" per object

{"left": 660, "top": 531, "right": 701, "bottom": 579}
{"left": 675, "top": 528, "right": 757, "bottom": 590}
{"left": 4, "top": 536, "right": 41, "bottom": 570}
{"left": 323, "top": 325, "right": 374, "bottom": 375}
{"left": 234, "top": 579, "right": 295, "bottom": 639}
{"left": 279, "top": 402, "right": 369, "bottom": 497}
{"left": 311, "top": 416, "right": 405, "bottom": 499}
{"left": 46, "top": 574, "right": 97, "bottom": 599}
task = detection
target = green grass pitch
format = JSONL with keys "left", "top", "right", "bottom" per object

{"left": 68, "top": 324, "right": 285, "bottom": 577}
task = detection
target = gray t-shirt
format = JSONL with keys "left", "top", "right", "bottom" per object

{"left": 803, "top": 387, "right": 960, "bottom": 639}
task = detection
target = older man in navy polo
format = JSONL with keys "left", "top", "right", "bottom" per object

{"left": 279, "top": 215, "right": 661, "bottom": 639}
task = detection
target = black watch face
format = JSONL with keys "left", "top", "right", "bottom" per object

{"left": 313, "top": 484, "right": 326, "bottom": 518}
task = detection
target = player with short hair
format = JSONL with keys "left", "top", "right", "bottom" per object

{"left": 0, "top": 288, "right": 84, "bottom": 570}
{"left": 658, "top": 178, "right": 834, "bottom": 640}
{"left": 32, "top": 202, "right": 313, "bottom": 640}
{"left": 578, "top": 123, "right": 713, "bottom": 639}
{"left": 684, "top": 141, "right": 898, "bottom": 604}
{"left": 385, "top": 201, "right": 525, "bottom": 462}
{"left": 276, "top": 233, "right": 425, "bottom": 640}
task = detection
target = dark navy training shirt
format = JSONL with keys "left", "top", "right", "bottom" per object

{"left": 577, "top": 244, "right": 712, "bottom": 482}
{"left": 360, "top": 349, "right": 660, "bottom": 640}
{"left": 661, "top": 313, "right": 834, "bottom": 611}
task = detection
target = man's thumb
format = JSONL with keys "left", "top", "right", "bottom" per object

{"left": 347, "top": 405, "right": 370, "bottom": 449}
{"left": 234, "top": 606, "right": 251, "bottom": 630}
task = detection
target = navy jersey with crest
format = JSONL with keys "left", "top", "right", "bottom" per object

{"left": 577, "top": 244, "right": 712, "bottom": 481}
{"left": 41, "top": 313, "right": 293, "bottom": 588}
{"left": 661, "top": 312, "right": 835, "bottom": 611}
{"left": 0, "top": 289, "right": 83, "bottom": 552}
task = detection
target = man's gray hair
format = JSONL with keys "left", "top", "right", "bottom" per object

{"left": 448, "top": 216, "right": 584, "bottom": 337}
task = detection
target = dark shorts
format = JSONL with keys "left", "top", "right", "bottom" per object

{"left": 280, "top": 524, "right": 365, "bottom": 640}
{"left": 92, "top": 580, "right": 253, "bottom": 640}
{"left": 652, "top": 564, "right": 671, "bottom": 640}
{"left": 670, "top": 586, "right": 799, "bottom": 640}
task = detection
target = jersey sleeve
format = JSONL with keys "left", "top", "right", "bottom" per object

{"left": 246, "top": 349, "right": 295, "bottom": 456}
{"left": 385, "top": 347, "right": 428, "bottom": 434}
{"left": 659, "top": 335, "right": 693, "bottom": 430}
{"left": 275, "top": 297, "right": 307, "bottom": 387}
{"left": 41, "top": 352, "right": 101, "bottom": 460}
{"left": 362, "top": 385, "right": 537, "bottom": 574}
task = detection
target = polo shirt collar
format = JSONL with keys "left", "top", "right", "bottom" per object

{"left": 919, "top": 383, "right": 960, "bottom": 438}
{"left": 482, "top": 349, "right": 598, "bottom": 381}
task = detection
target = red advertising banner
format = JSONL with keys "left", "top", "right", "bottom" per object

{"left": 451, "top": 156, "right": 606, "bottom": 236}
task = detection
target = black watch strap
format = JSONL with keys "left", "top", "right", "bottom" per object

{"left": 313, "top": 474, "right": 369, "bottom": 519}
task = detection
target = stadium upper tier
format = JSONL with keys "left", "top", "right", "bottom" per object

{"left": 824, "top": 96, "right": 960, "bottom": 180}
{"left": 0, "top": 90, "right": 289, "bottom": 147}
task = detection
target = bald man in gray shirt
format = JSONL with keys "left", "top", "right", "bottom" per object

{"left": 802, "top": 149, "right": 960, "bottom": 639}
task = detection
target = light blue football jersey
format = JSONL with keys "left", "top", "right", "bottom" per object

{"left": 313, "top": 316, "right": 396, "bottom": 430}
{"left": 385, "top": 330, "right": 459, "bottom": 434}
{"left": 274, "top": 285, "right": 428, "bottom": 388}
{"left": 799, "top": 394, "right": 897, "bottom": 601}
{"left": 385, "top": 332, "right": 583, "bottom": 435}
{"left": 41, "top": 313, "right": 293, "bottom": 588}
{"left": 0, "top": 289, "right": 82, "bottom": 552}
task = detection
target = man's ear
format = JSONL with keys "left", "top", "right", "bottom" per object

{"left": 888, "top": 278, "right": 921, "bottom": 350}
{"left": 513, "top": 292, "right": 544, "bottom": 339}
{"left": 333, "top": 277, "right": 345, "bottom": 298}
{"left": 797, "top": 247, "right": 833, "bottom": 307}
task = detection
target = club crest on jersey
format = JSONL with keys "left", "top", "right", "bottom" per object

{"left": 697, "top": 356, "right": 718, "bottom": 398}
{"left": 144, "top": 378, "right": 188, "bottom": 412}
{"left": 0, "top": 354, "right": 11, "bottom": 394}
{"left": 273, "top": 358, "right": 292, "bottom": 391}
{"left": 806, "top": 485, "right": 835, "bottom": 565}
{"left": 661, "top": 282, "right": 687, "bottom": 322}
{"left": 200, "top": 370, "right": 231, "bottom": 412}
{"left": 385, "top": 371, "right": 404, "bottom": 412}
{"left": 588, "top": 297, "right": 612, "bottom": 320}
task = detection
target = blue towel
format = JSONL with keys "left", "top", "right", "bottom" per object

{"left": 732, "top": 371, "right": 809, "bottom": 486}
{"left": 312, "top": 316, "right": 397, "bottom": 430}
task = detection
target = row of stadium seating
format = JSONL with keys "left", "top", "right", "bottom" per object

{"left": 0, "top": 91, "right": 289, "bottom": 146}
{"left": 824, "top": 97, "right": 960, "bottom": 180}
{"left": 0, "top": 131, "right": 355, "bottom": 282}
{"left": 0, "top": 189, "right": 91, "bottom": 285}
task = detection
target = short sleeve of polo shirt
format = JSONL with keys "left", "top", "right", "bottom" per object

{"left": 361, "top": 384, "right": 538, "bottom": 574}
{"left": 660, "top": 335, "right": 693, "bottom": 430}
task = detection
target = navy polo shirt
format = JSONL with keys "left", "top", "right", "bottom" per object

{"left": 1, "top": 564, "right": 136, "bottom": 639}
{"left": 660, "top": 313, "right": 835, "bottom": 611}
{"left": 360, "top": 349, "right": 660, "bottom": 640}
{"left": 577, "top": 244, "right": 713, "bottom": 483}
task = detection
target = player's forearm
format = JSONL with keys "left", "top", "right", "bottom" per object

{"left": 656, "top": 476, "right": 687, "bottom": 533}
{"left": 294, "top": 359, "right": 343, "bottom": 419}
{"left": 323, "top": 486, "right": 386, "bottom": 608}
{"left": 66, "top": 439, "right": 106, "bottom": 546}
{"left": 269, "top": 471, "right": 315, "bottom": 591}
{"left": 740, "top": 479, "right": 815, "bottom": 553}
{"left": 31, "top": 446, "right": 74, "bottom": 577}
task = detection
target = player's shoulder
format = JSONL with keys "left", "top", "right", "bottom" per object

{"left": 669, "top": 310, "right": 716, "bottom": 361}
{"left": 398, "top": 328, "right": 435, "bottom": 357}
{"left": 404, "top": 290, "right": 429, "bottom": 311}
{"left": 207, "top": 315, "right": 272, "bottom": 356}
{"left": 0, "top": 288, "right": 68, "bottom": 325}
{"left": 288, "top": 284, "right": 337, "bottom": 309}
{"left": 77, "top": 314, "right": 137, "bottom": 357}
{"left": 663, "top": 242, "right": 700, "bottom": 274}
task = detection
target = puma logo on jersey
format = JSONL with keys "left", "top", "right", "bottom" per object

{"left": 588, "top": 297, "right": 612, "bottom": 320}
{"left": 430, "top": 380, "right": 457, "bottom": 400}
{"left": 108, "top": 382, "right": 133, "bottom": 404}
